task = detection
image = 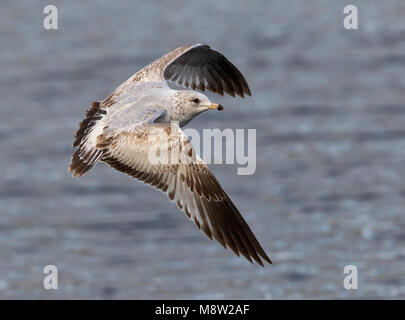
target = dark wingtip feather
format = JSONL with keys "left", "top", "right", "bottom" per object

{"left": 164, "top": 45, "right": 252, "bottom": 99}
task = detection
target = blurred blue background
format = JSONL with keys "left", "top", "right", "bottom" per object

{"left": 1, "top": 0, "right": 405, "bottom": 298}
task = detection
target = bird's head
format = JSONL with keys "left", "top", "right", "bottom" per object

{"left": 176, "top": 90, "right": 223, "bottom": 113}
{"left": 170, "top": 90, "right": 223, "bottom": 126}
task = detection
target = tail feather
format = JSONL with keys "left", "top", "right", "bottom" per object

{"left": 73, "top": 102, "right": 106, "bottom": 147}
{"left": 69, "top": 101, "right": 105, "bottom": 177}
{"left": 69, "top": 148, "right": 103, "bottom": 177}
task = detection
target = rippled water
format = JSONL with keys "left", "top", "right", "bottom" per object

{"left": 1, "top": 0, "right": 405, "bottom": 299}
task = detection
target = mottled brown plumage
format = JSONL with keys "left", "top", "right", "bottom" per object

{"left": 69, "top": 44, "right": 271, "bottom": 266}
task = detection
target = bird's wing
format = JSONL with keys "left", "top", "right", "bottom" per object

{"left": 133, "top": 44, "right": 251, "bottom": 98}
{"left": 99, "top": 120, "right": 271, "bottom": 266}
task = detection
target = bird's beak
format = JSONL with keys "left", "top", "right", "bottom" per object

{"left": 207, "top": 103, "right": 224, "bottom": 111}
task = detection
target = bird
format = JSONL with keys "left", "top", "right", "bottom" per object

{"left": 68, "top": 43, "right": 272, "bottom": 266}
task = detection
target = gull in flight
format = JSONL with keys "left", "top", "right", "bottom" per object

{"left": 69, "top": 44, "right": 272, "bottom": 266}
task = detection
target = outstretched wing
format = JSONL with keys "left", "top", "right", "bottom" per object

{"left": 133, "top": 44, "right": 251, "bottom": 98}
{"left": 99, "top": 121, "right": 271, "bottom": 266}
{"left": 163, "top": 44, "right": 251, "bottom": 97}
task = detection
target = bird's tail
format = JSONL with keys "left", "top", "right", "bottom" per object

{"left": 69, "top": 101, "right": 105, "bottom": 177}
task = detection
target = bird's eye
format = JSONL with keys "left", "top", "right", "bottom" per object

{"left": 192, "top": 98, "right": 200, "bottom": 104}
